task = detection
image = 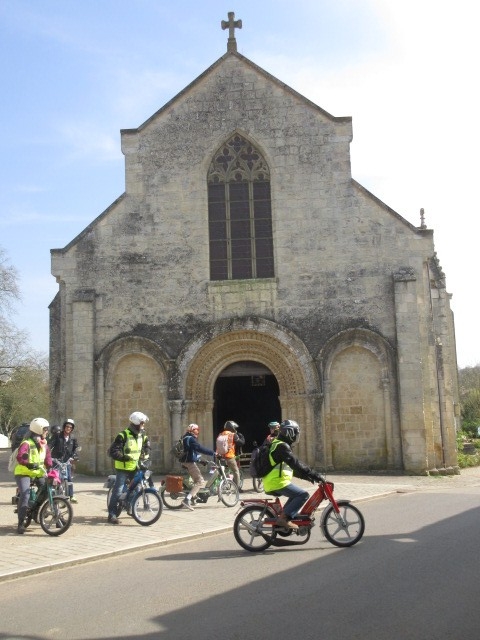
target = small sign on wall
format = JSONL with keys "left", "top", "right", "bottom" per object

{"left": 251, "top": 375, "right": 265, "bottom": 387}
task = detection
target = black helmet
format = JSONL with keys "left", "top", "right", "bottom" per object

{"left": 279, "top": 419, "right": 300, "bottom": 445}
{"left": 223, "top": 420, "right": 238, "bottom": 432}
{"left": 50, "top": 425, "right": 62, "bottom": 437}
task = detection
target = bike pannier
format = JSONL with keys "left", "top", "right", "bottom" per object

{"left": 165, "top": 475, "right": 183, "bottom": 493}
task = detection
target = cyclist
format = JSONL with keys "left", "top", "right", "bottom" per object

{"left": 264, "top": 420, "right": 280, "bottom": 444}
{"left": 13, "top": 418, "right": 52, "bottom": 535}
{"left": 107, "top": 411, "right": 151, "bottom": 524}
{"left": 181, "top": 424, "right": 215, "bottom": 511}
{"left": 263, "top": 419, "right": 322, "bottom": 530}
{"left": 216, "top": 420, "right": 245, "bottom": 490}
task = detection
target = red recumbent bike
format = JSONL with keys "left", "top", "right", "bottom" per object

{"left": 233, "top": 475, "right": 365, "bottom": 552}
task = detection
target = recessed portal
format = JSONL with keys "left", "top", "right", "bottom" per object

{"left": 213, "top": 361, "right": 281, "bottom": 451}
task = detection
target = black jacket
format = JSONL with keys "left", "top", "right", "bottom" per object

{"left": 233, "top": 431, "right": 245, "bottom": 452}
{"left": 49, "top": 433, "right": 79, "bottom": 462}
{"left": 269, "top": 439, "right": 319, "bottom": 482}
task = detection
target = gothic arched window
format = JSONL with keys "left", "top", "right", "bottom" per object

{"left": 207, "top": 134, "right": 274, "bottom": 281}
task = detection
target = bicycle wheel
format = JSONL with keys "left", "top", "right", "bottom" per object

{"left": 23, "top": 511, "right": 33, "bottom": 529}
{"left": 161, "top": 486, "right": 186, "bottom": 509}
{"left": 131, "top": 489, "right": 163, "bottom": 526}
{"left": 252, "top": 477, "right": 264, "bottom": 493}
{"left": 218, "top": 478, "right": 239, "bottom": 507}
{"left": 39, "top": 496, "right": 73, "bottom": 536}
{"left": 233, "top": 505, "right": 277, "bottom": 552}
{"left": 321, "top": 501, "right": 365, "bottom": 547}
{"left": 237, "top": 466, "right": 244, "bottom": 490}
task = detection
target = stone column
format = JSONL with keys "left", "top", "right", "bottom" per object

{"left": 322, "top": 378, "right": 333, "bottom": 470}
{"left": 70, "top": 290, "right": 96, "bottom": 472}
{"left": 382, "top": 376, "right": 394, "bottom": 468}
{"left": 169, "top": 400, "right": 184, "bottom": 447}
{"left": 393, "top": 268, "right": 428, "bottom": 472}
{"left": 95, "top": 360, "right": 105, "bottom": 474}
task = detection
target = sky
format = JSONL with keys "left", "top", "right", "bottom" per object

{"left": 0, "top": 0, "right": 478, "bottom": 368}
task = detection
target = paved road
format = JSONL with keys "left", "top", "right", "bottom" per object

{"left": 2, "top": 448, "right": 479, "bottom": 582}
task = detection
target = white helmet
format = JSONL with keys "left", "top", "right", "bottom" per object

{"left": 30, "top": 417, "right": 50, "bottom": 435}
{"left": 129, "top": 411, "right": 149, "bottom": 426}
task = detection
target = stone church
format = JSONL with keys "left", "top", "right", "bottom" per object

{"left": 50, "top": 14, "right": 460, "bottom": 475}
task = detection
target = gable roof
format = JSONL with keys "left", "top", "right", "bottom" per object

{"left": 121, "top": 50, "right": 352, "bottom": 136}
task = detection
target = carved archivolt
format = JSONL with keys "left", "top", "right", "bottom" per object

{"left": 179, "top": 323, "right": 319, "bottom": 464}
{"left": 181, "top": 321, "right": 319, "bottom": 401}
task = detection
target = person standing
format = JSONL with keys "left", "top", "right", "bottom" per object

{"left": 216, "top": 420, "right": 245, "bottom": 490}
{"left": 107, "top": 411, "right": 151, "bottom": 524}
{"left": 181, "top": 423, "right": 215, "bottom": 511}
{"left": 14, "top": 418, "right": 52, "bottom": 535}
{"left": 49, "top": 418, "right": 80, "bottom": 503}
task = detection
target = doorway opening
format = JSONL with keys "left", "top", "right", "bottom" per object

{"left": 213, "top": 361, "right": 281, "bottom": 452}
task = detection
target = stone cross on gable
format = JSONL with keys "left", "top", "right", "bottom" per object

{"left": 221, "top": 11, "right": 242, "bottom": 53}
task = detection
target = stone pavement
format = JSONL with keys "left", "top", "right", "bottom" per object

{"left": 1, "top": 448, "right": 480, "bottom": 583}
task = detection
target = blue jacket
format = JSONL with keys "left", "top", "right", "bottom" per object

{"left": 182, "top": 433, "right": 215, "bottom": 463}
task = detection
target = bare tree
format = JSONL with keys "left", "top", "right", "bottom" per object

{"left": 0, "top": 247, "right": 20, "bottom": 312}
{"left": 0, "top": 246, "right": 49, "bottom": 434}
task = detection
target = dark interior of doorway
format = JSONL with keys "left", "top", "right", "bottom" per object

{"left": 213, "top": 368, "right": 281, "bottom": 452}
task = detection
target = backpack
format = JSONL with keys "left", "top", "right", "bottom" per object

{"left": 8, "top": 447, "right": 19, "bottom": 473}
{"left": 171, "top": 436, "right": 188, "bottom": 462}
{"left": 216, "top": 433, "right": 230, "bottom": 455}
{"left": 10, "top": 423, "right": 30, "bottom": 452}
{"left": 250, "top": 442, "right": 274, "bottom": 478}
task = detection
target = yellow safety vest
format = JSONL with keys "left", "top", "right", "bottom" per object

{"left": 114, "top": 429, "right": 145, "bottom": 471}
{"left": 14, "top": 439, "right": 46, "bottom": 478}
{"left": 262, "top": 440, "right": 293, "bottom": 493}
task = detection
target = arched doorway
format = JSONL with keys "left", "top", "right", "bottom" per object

{"left": 180, "top": 321, "right": 320, "bottom": 466}
{"left": 213, "top": 361, "right": 281, "bottom": 451}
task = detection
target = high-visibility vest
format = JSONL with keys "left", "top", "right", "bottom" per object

{"left": 14, "top": 439, "right": 46, "bottom": 478}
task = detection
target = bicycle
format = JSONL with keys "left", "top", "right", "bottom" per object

{"left": 252, "top": 476, "right": 264, "bottom": 493}
{"left": 20, "top": 469, "right": 74, "bottom": 536}
{"left": 233, "top": 475, "right": 365, "bottom": 552}
{"left": 105, "top": 460, "right": 162, "bottom": 526}
{"left": 249, "top": 443, "right": 265, "bottom": 493}
{"left": 51, "top": 459, "right": 71, "bottom": 496}
{"left": 161, "top": 457, "right": 239, "bottom": 508}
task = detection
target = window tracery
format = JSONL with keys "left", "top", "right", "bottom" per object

{"left": 207, "top": 134, "right": 274, "bottom": 280}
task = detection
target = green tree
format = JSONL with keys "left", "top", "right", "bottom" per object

{"left": 458, "top": 365, "right": 480, "bottom": 436}
{"left": 0, "top": 357, "right": 49, "bottom": 433}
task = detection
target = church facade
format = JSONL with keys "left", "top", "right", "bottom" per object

{"left": 50, "top": 19, "right": 460, "bottom": 475}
